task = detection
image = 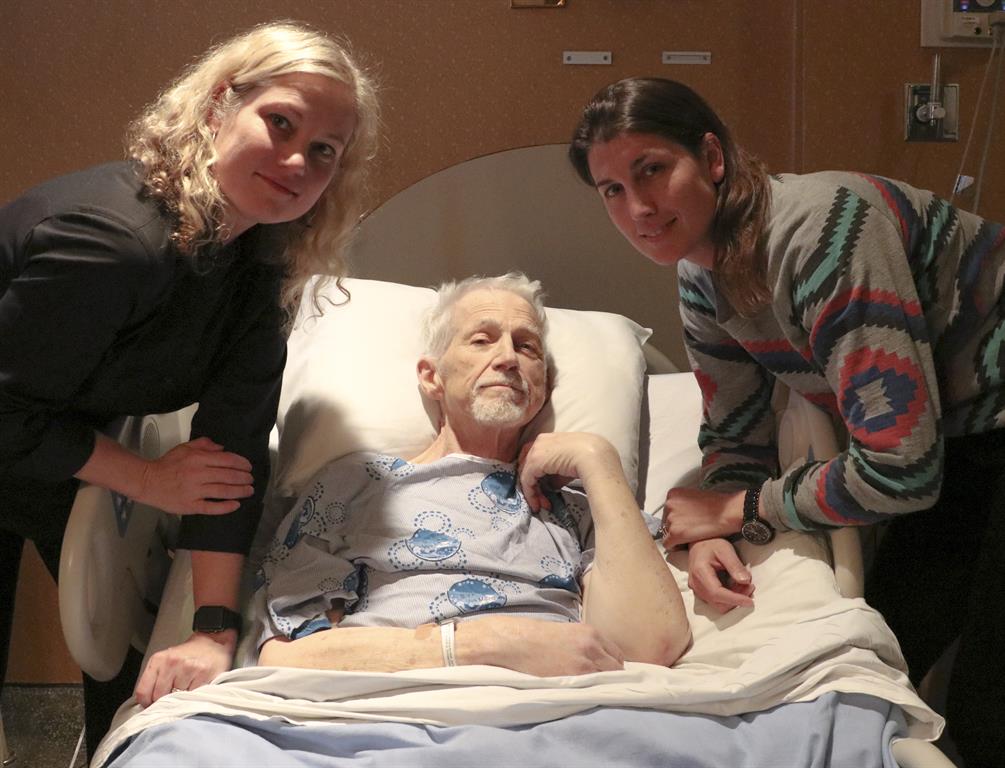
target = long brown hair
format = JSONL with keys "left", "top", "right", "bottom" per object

{"left": 569, "top": 78, "right": 771, "bottom": 316}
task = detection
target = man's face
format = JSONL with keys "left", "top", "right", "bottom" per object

{"left": 431, "top": 289, "right": 548, "bottom": 430}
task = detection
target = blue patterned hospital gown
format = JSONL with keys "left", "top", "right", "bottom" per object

{"left": 254, "top": 452, "right": 596, "bottom": 648}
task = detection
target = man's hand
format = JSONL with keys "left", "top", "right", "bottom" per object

{"left": 687, "top": 538, "right": 754, "bottom": 613}
{"left": 465, "top": 615, "right": 624, "bottom": 676}
{"left": 134, "top": 631, "right": 236, "bottom": 707}
{"left": 517, "top": 432, "right": 618, "bottom": 511}
{"left": 138, "top": 437, "right": 254, "bottom": 515}
{"left": 661, "top": 487, "right": 744, "bottom": 547}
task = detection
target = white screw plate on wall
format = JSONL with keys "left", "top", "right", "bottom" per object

{"left": 563, "top": 51, "right": 611, "bottom": 65}
{"left": 662, "top": 51, "right": 712, "bottom": 65}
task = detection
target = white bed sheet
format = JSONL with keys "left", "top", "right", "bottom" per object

{"left": 94, "top": 526, "right": 941, "bottom": 766}
{"left": 88, "top": 369, "right": 946, "bottom": 767}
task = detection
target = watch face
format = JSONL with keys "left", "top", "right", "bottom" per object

{"left": 741, "top": 519, "right": 775, "bottom": 545}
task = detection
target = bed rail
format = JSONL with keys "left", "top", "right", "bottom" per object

{"left": 58, "top": 408, "right": 192, "bottom": 681}
{"left": 58, "top": 387, "right": 958, "bottom": 766}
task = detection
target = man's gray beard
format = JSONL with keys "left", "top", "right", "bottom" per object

{"left": 470, "top": 392, "right": 527, "bottom": 426}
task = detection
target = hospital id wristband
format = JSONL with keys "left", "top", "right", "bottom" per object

{"left": 439, "top": 618, "right": 458, "bottom": 667}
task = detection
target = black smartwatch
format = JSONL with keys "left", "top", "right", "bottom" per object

{"left": 192, "top": 605, "right": 242, "bottom": 634}
{"left": 739, "top": 486, "right": 775, "bottom": 545}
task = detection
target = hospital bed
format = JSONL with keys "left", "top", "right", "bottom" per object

{"left": 58, "top": 275, "right": 951, "bottom": 767}
{"left": 59, "top": 143, "right": 956, "bottom": 766}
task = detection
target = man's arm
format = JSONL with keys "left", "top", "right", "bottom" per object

{"left": 519, "top": 433, "right": 690, "bottom": 666}
{"left": 257, "top": 614, "right": 625, "bottom": 676}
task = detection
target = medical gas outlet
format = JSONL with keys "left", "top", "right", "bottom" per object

{"left": 905, "top": 53, "right": 959, "bottom": 141}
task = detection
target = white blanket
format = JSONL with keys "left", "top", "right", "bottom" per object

{"left": 93, "top": 532, "right": 943, "bottom": 767}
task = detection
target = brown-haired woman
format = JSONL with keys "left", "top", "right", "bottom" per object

{"left": 570, "top": 76, "right": 1004, "bottom": 765}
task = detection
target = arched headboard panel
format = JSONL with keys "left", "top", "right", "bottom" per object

{"left": 349, "top": 144, "right": 688, "bottom": 370}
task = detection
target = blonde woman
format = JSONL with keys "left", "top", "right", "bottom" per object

{"left": 0, "top": 21, "right": 378, "bottom": 756}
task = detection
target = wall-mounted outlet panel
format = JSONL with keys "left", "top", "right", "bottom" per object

{"left": 905, "top": 83, "right": 960, "bottom": 140}
{"left": 921, "top": 0, "right": 1003, "bottom": 47}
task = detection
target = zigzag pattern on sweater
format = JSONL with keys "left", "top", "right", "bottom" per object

{"left": 678, "top": 276, "right": 716, "bottom": 317}
{"left": 678, "top": 172, "right": 1005, "bottom": 531}
{"left": 837, "top": 345, "right": 929, "bottom": 451}
{"left": 685, "top": 331, "right": 750, "bottom": 363}
{"left": 793, "top": 437, "right": 944, "bottom": 529}
{"left": 698, "top": 373, "right": 774, "bottom": 447}
{"left": 704, "top": 460, "right": 777, "bottom": 489}
{"left": 941, "top": 221, "right": 1005, "bottom": 358}
{"left": 964, "top": 386, "right": 1005, "bottom": 434}
{"left": 971, "top": 283, "right": 1005, "bottom": 433}
{"left": 854, "top": 174, "right": 923, "bottom": 254}
{"left": 912, "top": 196, "right": 957, "bottom": 307}
{"left": 791, "top": 187, "right": 868, "bottom": 323}
{"left": 810, "top": 287, "right": 929, "bottom": 371}
{"left": 846, "top": 438, "right": 943, "bottom": 500}
{"left": 737, "top": 338, "right": 816, "bottom": 375}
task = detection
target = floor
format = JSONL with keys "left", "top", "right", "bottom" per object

{"left": 1, "top": 685, "right": 86, "bottom": 768}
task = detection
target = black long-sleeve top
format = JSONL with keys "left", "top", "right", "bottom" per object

{"left": 0, "top": 161, "right": 287, "bottom": 553}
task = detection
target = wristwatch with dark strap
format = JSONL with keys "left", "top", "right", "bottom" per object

{"left": 192, "top": 605, "right": 242, "bottom": 634}
{"left": 739, "top": 486, "right": 775, "bottom": 545}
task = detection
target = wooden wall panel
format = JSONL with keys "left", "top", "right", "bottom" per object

{"left": 6, "top": 546, "right": 81, "bottom": 684}
{"left": 1, "top": 0, "right": 799, "bottom": 209}
{"left": 799, "top": 0, "right": 1004, "bottom": 219}
{"left": 4, "top": 0, "right": 1004, "bottom": 681}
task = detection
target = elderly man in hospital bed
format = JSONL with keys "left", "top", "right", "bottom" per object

{"left": 95, "top": 274, "right": 945, "bottom": 767}
{"left": 254, "top": 272, "right": 690, "bottom": 675}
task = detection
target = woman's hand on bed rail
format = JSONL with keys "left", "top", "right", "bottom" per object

{"left": 77, "top": 433, "right": 254, "bottom": 515}
{"left": 138, "top": 437, "right": 254, "bottom": 515}
{"left": 687, "top": 539, "right": 755, "bottom": 613}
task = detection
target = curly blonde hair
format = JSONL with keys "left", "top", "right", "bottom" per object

{"left": 127, "top": 20, "right": 379, "bottom": 320}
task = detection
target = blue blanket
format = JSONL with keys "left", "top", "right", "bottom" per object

{"left": 106, "top": 692, "right": 906, "bottom": 768}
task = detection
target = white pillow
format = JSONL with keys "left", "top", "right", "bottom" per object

{"left": 639, "top": 373, "right": 705, "bottom": 514}
{"left": 637, "top": 374, "right": 842, "bottom": 507}
{"left": 274, "top": 278, "right": 651, "bottom": 497}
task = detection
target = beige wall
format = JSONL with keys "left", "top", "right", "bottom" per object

{"left": 5, "top": 0, "right": 1004, "bottom": 682}
{"left": 0, "top": 0, "right": 799, "bottom": 207}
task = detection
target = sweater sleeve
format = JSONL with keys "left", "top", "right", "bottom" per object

{"left": 677, "top": 265, "right": 780, "bottom": 493}
{"left": 0, "top": 209, "right": 161, "bottom": 480}
{"left": 758, "top": 186, "right": 943, "bottom": 532}
{"left": 176, "top": 263, "right": 287, "bottom": 555}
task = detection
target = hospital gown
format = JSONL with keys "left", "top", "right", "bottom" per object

{"left": 255, "top": 451, "right": 601, "bottom": 648}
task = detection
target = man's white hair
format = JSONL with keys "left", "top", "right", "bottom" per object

{"left": 422, "top": 272, "right": 548, "bottom": 358}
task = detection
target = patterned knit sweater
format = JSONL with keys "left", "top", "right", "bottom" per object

{"left": 678, "top": 172, "right": 1005, "bottom": 532}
